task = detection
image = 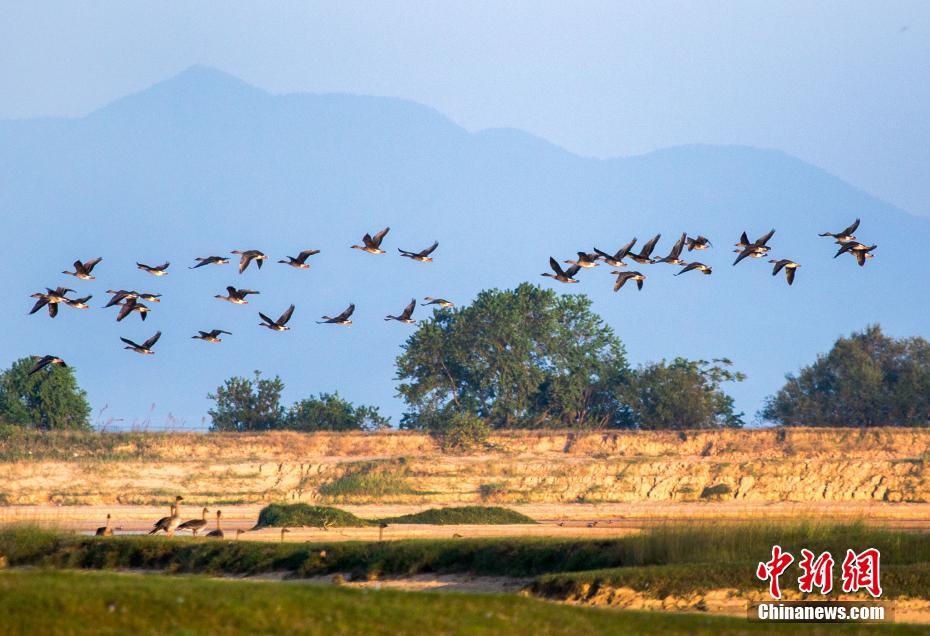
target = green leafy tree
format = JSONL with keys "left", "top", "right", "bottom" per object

{"left": 0, "top": 357, "right": 91, "bottom": 430}
{"left": 208, "top": 371, "right": 285, "bottom": 432}
{"left": 396, "top": 284, "right": 630, "bottom": 429}
{"left": 762, "top": 325, "right": 930, "bottom": 427}
{"left": 285, "top": 392, "right": 390, "bottom": 431}
{"left": 619, "top": 358, "right": 745, "bottom": 429}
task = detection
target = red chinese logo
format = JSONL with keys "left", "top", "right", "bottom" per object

{"left": 841, "top": 548, "right": 883, "bottom": 598}
{"left": 797, "top": 548, "right": 835, "bottom": 594}
{"left": 756, "top": 544, "right": 795, "bottom": 599}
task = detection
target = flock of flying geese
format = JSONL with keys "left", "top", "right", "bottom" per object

{"left": 25, "top": 228, "right": 457, "bottom": 373}
{"left": 25, "top": 220, "right": 874, "bottom": 376}
{"left": 542, "top": 218, "right": 875, "bottom": 291}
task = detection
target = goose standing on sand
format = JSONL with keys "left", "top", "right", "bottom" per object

{"left": 137, "top": 262, "right": 170, "bottom": 276}
{"left": 278, "top": 250, "right": 320, "bottom": 269}
{"left": 235, "top": 529, "right": 246, "bottom": 541}
{"left": 280, "top": 528, "right": 290, "bottom": 542}
{"left": 231, "top": 250, "right": 268, "bottom": 273}
{"left": 628, "top": 234, "right": 661, "bottom": 264}
{"left": 215, "top": 287, "right": 260, "bottom": 305}
{"left": 819, "top": 218, "right": 860, "bottom": 243}
{"left": 835, "top": 242, "right": 877, "bottom": 266}
{"left": 351, "top": 227, "right": 390, "bottom": 254}
{"left": 610, "top": 271, "right": 646, "bottom": 292}
{"left": 422, "top": 297, "right": 454, "bottom": 308}
{"left": 542, "top": 257, "right": 580, "bottom": 284}
{"left": 95, "top": 514, "right": 113, "bottom": 537}
{"left": 177, "top": 507, "right": 210, "bottom": 536}
{"left": 205, "top": 511, "right": 224, "bottom": 539}
{"left": 770, "top": 259, "right": 801, "bottom": 285}
{"left": 317, "top": 304, "right": 354, "bottom": 325}
{"left": 398, "top": 241, "right": 438, "bottom": 262}
{"left": 593, "top": 239, "right": 636, "bottom": 267}
{"left": 190, "top": 256, "right": 229, "bottom": 269}
{"left": 385, "top": 299, "right": 417, "bottom": 324}
{"left": 675, "top": 262, "right": 712, "bottom": 276}
{"left": 149, "top": 496, "right": 183, "bottom": 535}
{"left": 653, "top": 233, "right": 687, "bottom": 265}
{"left": 115, "top": 298, "right": 149, "bottom": 322}
{"left": 192, "top": 329, "right": 232, "bottom": 343}
{"left": 28, "top": 355, "right": 66, "bottom": 375}
{"left": 733, "top": 229, "right": 776, "bottom": 265}
{"left": 62, "top": 257, "right": 103, "bottom": 280}
{"left": 685, "top": 235, "right": 712, "bottom": 251}
{"left": 259, "top": 305, "right": 296, "bottom": 331}
{"left": 121, "top": 331, "right": 161, "bottom": 355}
{"left": 564, "top": 252, "right": 599, "bottom": 269}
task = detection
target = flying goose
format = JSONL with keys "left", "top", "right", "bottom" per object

{"left": 192, "top": 329, "right": 232, "bottom": 343}
{"left": 610, "top": 270, "right": 646, "bottom": 291}
{"left": 259, "top": 304, "right": 296, "bottom": 331}
{"left": 65, "top": 295, "right": 92, "bottom": 310}
{"left": 95, "top": 513, "right": 113, "bottom": 537}
{"left": 422, "top": 297, "right": 454, "bottom": 308}
{"left": 835, "top": 241, "right": 877, "bottom": 266}
{"left": 215, "top": 286, "right": 260, "bottom": 304}
{"left": 29, "top": 287, "right": 74, "bottom": 318}
{"left": 231, "top": 249, "right": 268, "bottom": 273}
{"left": 278, "top": 249, "right": 320, "bottom": 269}
{"left": 351, "top": 227, "right": 390, "bottom": 254}
{"left": 28, "top": 355, "right": 66, "bottom": 375}
{"left": 653, "top": 233, "right": 688, "bottom": 265}
{"left": 62, "top": 257, "right": 103, "bottom": 280}
{"left": 819, "top": 218, "right": 860, "bottom": 243}
{"left": 104, "top": 290, "right": 136, "bottom": 308}
{"left": 398, "top": 241, "right": 438, "bottom": 262}
{"left": 685, "top": 235, "right": 712, "bottom": 251}
{"left": 177, "top": 507, "right": 210, "bottom": 536}
{"left": 149, "top": 496, "right": 183, "bottom": 535}
{"left": 116, "top": 298, "right": 150, "bottom": 322}
{"left": 628, "top": 234, "right": 661, "bottom": 264}
{"left": 770, "top": 259, "right": 800, "bottom": 285}
{"left": 733, "top": 229, "right": 776, "bottom": 265}
{"left": 190, "top": 255, "right": 229, "bottom": 268}
{"left": 593, "top": 239, "right": 636, "bottom": 267}
{"left": 121, "top": 331, "right": 161, "bottom": 355}
{"left": 675, "top": 262, "right": 713, "bottom": 276}
{"left": 205, "top": 510, "right": 224, "bottom": 539}
{"left": 137, "top": 262, "right": 170, "bottom": 276}
{"left": 317, "top": 304, "right": 354, "bottom": 325}
{"left": 385, "top": 299, "right": 417, "bottom": 324}
{"left": 564, "top": 251, "right": 600, "bottom": 269}
{"left": 542, "top": 257, "right": 581, "bottom": 283}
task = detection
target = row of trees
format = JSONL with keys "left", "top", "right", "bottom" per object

{"left": 2, "top": 284, "right": 928, "bottom": 433}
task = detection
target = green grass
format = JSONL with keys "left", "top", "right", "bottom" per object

{"left": 0, "top": 570, "right": 920, "bottom": 636}
{"left": 381, "top": 506, "right": 536, "bottom": 525}
{"left": 253, "top": 504, "right": 372, "bottom": 529}
{"left": 318, "top": 461, "right": 421, "bottom": 500}
{"left": 251, "top": 504, "right": 535, "bottom": 528}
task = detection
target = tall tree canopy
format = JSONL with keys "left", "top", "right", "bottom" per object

{"left": 762, "top": 325, "right": 930, "bottom": 427}
{"left": 396, "top": 283, "right": 629, "bottom": 429}
{"left": 618, "top": 358, "right": 745, "bottom": 429}
{"left": 208, "top": 371, "right": 286, "bottom": 432}
{"left": 285, "top": 392, "right": 390, "bottom": 432}
{"left": 0, "top": 357, "right": 92, "bottom": 430}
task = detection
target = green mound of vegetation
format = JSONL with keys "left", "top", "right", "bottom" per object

{"left": 383, "top": 506, "right": 536, "bottom": 525}
{"left": 10, "top": 570, "right": 910, "bottom": 636}
{"left": 252, "top": 504, "right": 371, "bottom": 529}
{"left": 318, "top": 461, "right": 421, "bottom": 501}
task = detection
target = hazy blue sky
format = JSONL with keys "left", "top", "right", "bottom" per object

{"left": 1, "top": 2, "right": 929, "bottom": 216}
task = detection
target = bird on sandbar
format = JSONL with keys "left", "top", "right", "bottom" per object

{"left": 351, "top": 227, "right": 390, "bottom": 254}
{"left": 317, "top": 304, "right": 355, "bottom": 325}
{"left": 278, "top": 249, "right": 320, "bottom": 269}
{"left": 542, "top": 257, "right": 580, "bottom": 283}
{"left": 385, "top": 299, "right": 417, "bottom": 324}
{"left": 398, "top": 241, "right": 438, "bottom": 262}
{"left": 259, "top": 305, "right": 296, "bottom": 331}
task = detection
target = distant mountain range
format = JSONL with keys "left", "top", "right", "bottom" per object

{"left": 2, "top": 65, "right": 927, "bottom": 428}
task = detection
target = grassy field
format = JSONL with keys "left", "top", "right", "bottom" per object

{"left": 0, "top": 569, "right": 921, "bottom": 636}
